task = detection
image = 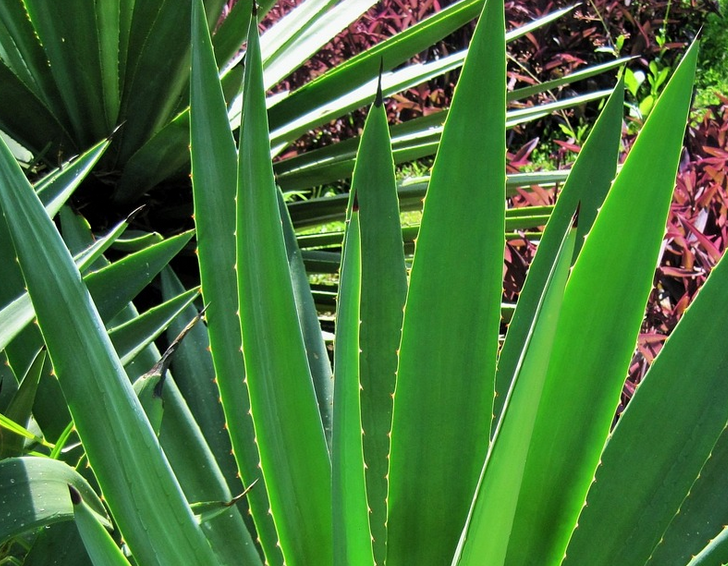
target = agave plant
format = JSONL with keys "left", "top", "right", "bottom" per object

{"left": 1, "top": 0, "right": 726, "bottom": 565}
{"left": 0, "top": 0, "right": 624, "bottom": 226}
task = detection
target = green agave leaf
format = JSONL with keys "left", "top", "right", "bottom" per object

{"left": 236, "top": 12, "right": 331, "bottom": 564}
{"left": 21, "top": 519, "right": 92, "bottom": 566}
{"left": 563, "top": 101, "right": 728, "bottom": 566}
{"left": 94, "top": 2, "right": 121, "bottom": 127}
{"left": 0, "top": 62, "right": 74, "bottom": 158}
{"left": 268, "top": 2, "right": 571, "bottom": 138}
{"left": 83, "top": 282, "right": 261, "bottom": 566}
{"left": 686, "top": 526, "right": 728, "bottom": 566}
{"left": 114, "top": 110, "right": 191, "bottom": 204}
{"left": 129, "top": 0, "right": 478, "bottom": 202}
{"left": 333, "top": 201, "right": 373, "bottom": 565}
{"left": 261, "top": 0, "right": 377, "bottom": 89}
{"left": 117, "top": 302, "right": 263, "bottom": 566}
{"left": 0, "top": 203, "right": 25, "bottom": 310}
{"left": 68, "top": 485, "right": 132, "bottom": 566}
{"left": 1, "top": 223, "right": 191, "bottom": 446}
{"left": 158, "top": 374, "right": 265, "bottom": 566}
{"left": 202, "top": 0, "right": 229, "bottom": 30}
{"left": 0, "top": 138, "right": 110, "bottom": 333}
{"left": 160, "top": 268, "right": 241, "bottom": 495}
{"left": 494, "top": 76, "right": 624, "bottom": 425}
{"left": 115, "top": 0, "right": 192, "bottom": 167}
{"left": 0, "top": 215, "right": 134, "bottom": 352}
{"left": 114, "top": 0, "right": 230, "bottom": 177}
{"left": 132, "top": 302, "right": 204, "bottom": 435}
{"left": 295, "top": 207, "right": 552, "bottom": 253}
{"left": 189, "top": 479, "right": 259, "bottom": 524}
{"left": 49, "top": 422, "right": 75, "bottom": 460}
{"left": 189, "top": 1, "right": 281, "bottom": 563}
{"left": 454, "top": 212, "right": 577, "bottom": 565}
{"left": 0, "top": 1, "right": 60, "bottom": 105}
{"left": 267, "top": 49, "right": 490, "bottom": 148}
{"left": 0, "top": 0, "right": 75, "bottom": 158}
{"left": 114, "top": 63, "right": 244, "bottom": 203}
{"left": 286, "top": 171, "right": 568, "bottom": 229}
{"left": 210, "top": 0, "right": 254, "bottom": 66}
{"left": 332, "top": 82, "right": 407, "bottom": 565}
{"left": 278, "top": 191, "right": 334, "bottom": 445}
{"left": 85, "top": 230, "right": 194, "bottom": 322}
{"left": 386, "top": 0, "right": 506, "bottom": 562}
{"left": 646, "top": 427, "right": 728, "bottom": 565}
{"left": 117, "top": 1, "right": 596, "bottom": 201}
{"left": 0, "top": 295, "right": 37, "bottom": 356}
{"left": 0, "top": 130, "right": 217, "bottom": 565}
{"left": 268, "top": 0, "right": 481, "bottom": 131}
{"left": 110, "top": 229, "right": 164, "bottom": 253}
{"left": 504, "top": 40, "right": 699, "bottom": 564}
{"left": 116, "top": 0, "right": 134, "bottom": 90}
{"left": 131, "top": 312, "right": 264, "bottom": 566}
{"left": 60, "top": 209, "right": 134, "bottom": 274}
{"left": 123, "top": 1, "right": 587, "bottom": 204}
{"left": 0, "top": 351, "right": 16, "bottom": 412}
{"left": 355, "top": 86, "right": 408, "bottom": 566}
{"left": 0, "top": 412, "right": 50, "bottom": 453}
{"left": 114, "top": 0, "right": 225, "bottom": 182}
{"left": 269, "top": 24, "right": 602, "bottom": 157}
{"left": 0, "top": 457, "right": 108, "bottom": 546}
{"left": 565, "top": 252, "right": 728, "bottom": 564}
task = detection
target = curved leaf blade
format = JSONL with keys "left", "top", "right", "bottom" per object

{"left": 189, "top": 2, "right": 282, "bottom": 563}
{"left": 0, "top": 132, "right": 217, "bottom": 566}
{"left": 236, "top": 14, "right": 332, "bottom": 564}
{"left": 494, "top": 76, "right": 624, "bottom": 425}
{"left": 355, "top": 89, "right": 408, "bottom": 566}
{"left": 505, "top": 40, "right": 699, "bottom": 564}
{"left": 0, "top": 457, "right": 107, "bottom": 546}
{"left": 333, "top": 205, "right": 373, "bottom": 565}
{"left": 453, "top": 215, "right": 577, "bottom": 565}
{"left": 69, "top": 485, "right": 132, "bottom": 566}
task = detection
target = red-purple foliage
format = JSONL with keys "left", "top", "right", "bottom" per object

{"left": 620, "top": 97, "right": 728, "bottom": 409}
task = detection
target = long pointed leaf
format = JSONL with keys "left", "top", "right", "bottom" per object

{"left": 189, "top": 2, "right": 282, "bottom": 563}
{"left": 0, "top": 457, "right": 107, "bottom": 545}
{"left": 386, "top": 0, "right": 506, "bottom": 562}
{"left": 494, "top": 76, "right": 624, "bottom": 425}
{"left": 278, "top": 191, "right": 334, "bottom": 446}
{"left": 356, "top": 86, "right": 408, "bottom": 566}
{"left": 504, "top": 40, "right": 699, "bottom": 564}
{"left": 646, "top": 426, "right": 728, "bottom": 565}
{"left": 564, "top": 148, "right": 728, "bottom": 566}
{"left": 22, "top": 0, "right": 115, "bottom": 144}
{"left": 333, "top": 202, "right": 373, "bottom": 565}
{"left": 69, "top": 486, "right": 132, "bottom": 566}
{"left": 236, "top": 12, "right": 332, "bottom": 564}
{"left": 160, "top": 269, "right": 241, "bottom": 495}
{"left": 687, "top": 526, "right": 728, "bottom": 566}
{"left": 0, "top": 131, "right": 217, "bottom": 566}
{"left": 0, "top": 350, "right": 46, "bottom": 457}
{"left": 453, "top": 214, "right": 577, "bottom": 565}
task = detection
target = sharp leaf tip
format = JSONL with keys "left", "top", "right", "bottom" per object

{"left": 375, "top": 58, "right": 384, "bottom": 107}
